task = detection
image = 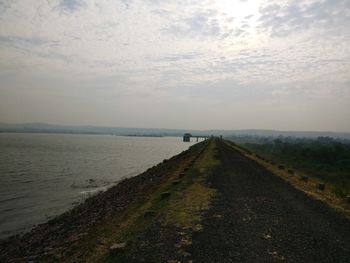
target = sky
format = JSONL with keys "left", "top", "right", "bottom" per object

{"left": 0, "top": 0, "right": 349, "bottom": 132}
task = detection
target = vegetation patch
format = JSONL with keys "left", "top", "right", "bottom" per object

{"left": 225, "top": 139, "right": 350, "bottom": 217}
{"left": 164, "top": 180, "right": 215, "bottom": 228}
{"left": 162, "top": 140, "right": 218, "bottom": 228}
{"left": 237, "top": 137, "right": 350, "bottom": 197}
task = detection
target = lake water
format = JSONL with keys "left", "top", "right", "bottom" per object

{"left": 0, "top": 133, "right": 197, "bottom": 239}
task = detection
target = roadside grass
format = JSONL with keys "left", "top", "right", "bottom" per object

{"left": 225, "top": 140, "right": 350, "bottom": 218}
{"left": 163, "top": 140, "right": 218, "bottom": 228}
{"left": 239, "top": 140, "right": 350, "bottom": 199}
{"left": 252, "top": 152, "right": 350, "bottom": 199}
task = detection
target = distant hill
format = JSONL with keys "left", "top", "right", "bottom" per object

{"left": 0, "top": 123, "right": 187, "bottom": 137}
{"left": 0, "top": 123, "right": 350, "bottom": 139}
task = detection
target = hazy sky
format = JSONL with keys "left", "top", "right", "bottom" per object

{"left": 0, "top": 0, "right": 349, "bottom": 131}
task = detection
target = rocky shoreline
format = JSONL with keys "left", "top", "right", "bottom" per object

{"left": 0, "top": 142, "right": 207, "bottom": 262}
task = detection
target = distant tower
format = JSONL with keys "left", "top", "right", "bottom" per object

{"left": 183, "top": 133, "right": 192, "bottom": 142}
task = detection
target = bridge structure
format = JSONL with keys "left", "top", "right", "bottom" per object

{"left": 183, "top": 133, "right": 211, "bottom": 142}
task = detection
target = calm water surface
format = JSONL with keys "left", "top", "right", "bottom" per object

{"left": 0, "top": 133, "right": 196, "bottom": 239}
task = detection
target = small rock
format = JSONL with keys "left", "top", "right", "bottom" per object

{"left": 193, "top": 224, "right": 203, "bottom": 232}
{"left": 172, "top": 180, "right": 180, "bottom": 185}
{"left": 317, "top": 183, "right": 325, "bottom": 191}
{"left": 144, "top": 210, "right": 155, "bottom": 218}
{"left": 161, "top": 192, "right": 171, "bottom": 199}
{"left": 268, "top": 249, "right": 285, "bottom": 260}
{"left": 69, "top": 233, "right": 86, "bottom": 242}
{"left": 346, "top": 196, "right": 350, "bottom": 204}
{"left": 262, "top": 234, "right": 272, "bottom": 240}
{"left": 278, "top": 165, "right": 284, "bottom": 170}
{"left": 182, "top": 251, "right": 192, "bottom": 257}
{"left": 110, "top": 242, "right": 127, "bottom": 253}
{"left": 180, "top": 237, "right": 192, "bottom": 246}
{"left": 300, "top": 176, "right": 308, "bottom": 182}
{"left": 212, "top": 214, "right": 223, "bottom": 218}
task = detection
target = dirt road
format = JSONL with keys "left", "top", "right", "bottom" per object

{"left": 191, "top": 139, "right": 350, "bottom": 263}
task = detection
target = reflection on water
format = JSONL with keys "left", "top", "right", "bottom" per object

{"left": 0, "top": 133, "right": 196, "bottom": 239}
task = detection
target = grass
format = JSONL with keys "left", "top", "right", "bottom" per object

{"left": 239, "top": 138, "right": 350, "bottom": 198}
{"left": 225, "top": 140, "right": 350, "bottom": 218}
{"left": 163, "top": 140, "right": 218, "bottom": 228}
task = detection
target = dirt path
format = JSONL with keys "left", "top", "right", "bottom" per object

{"left": 191, "top": 139, "right": 350, "bottom": 263}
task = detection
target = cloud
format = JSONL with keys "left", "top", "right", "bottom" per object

{"left": 150, "top": 1, "right": 238, "bottom": 40}
{"left": 0, "top": 35, "right": 57, "bottom": 47}
{"left": 259, "top": 0, "right": 350, "bottom": 37}
{"left": 162, "top": 9, "right": 231, "bottom": 39}
{"left": 0, "top": 0, "right": 12, "bottom": 14}
{"left": 156, "top": 52, "right": 202, "bottom": 62}
{"left": 58, "top": 0, "right": 85, "bottom": 12}
{"left": 0, "top": 0, "right": 349, "bottom": 131}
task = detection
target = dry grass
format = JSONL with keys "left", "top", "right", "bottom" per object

{"left": 164, "top": 140, "right": 217, "bottom": 228}
{"left": 164, "top": 182, "right": 215, "bottom": 228}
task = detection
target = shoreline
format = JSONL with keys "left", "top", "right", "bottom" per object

{"left": 0, "top": 133, "right": 192, "bottom": 241}
{"left": 0, "top": 141, "right": 208, "bottom": 262}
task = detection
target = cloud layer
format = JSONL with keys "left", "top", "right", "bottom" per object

{"left": 1, "top": 0, "right": 349, "bottom": 131}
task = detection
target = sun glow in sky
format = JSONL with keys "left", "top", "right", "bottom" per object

{"left": 215, "top": 0, "right": 262, "bottom": 40}
{"left": 0, "top": 0, "right": 350, "bottom": 131}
